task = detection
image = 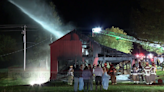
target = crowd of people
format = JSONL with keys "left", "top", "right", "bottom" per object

{"left": 67, "top": 63, "right": 117, "bottom": 92}
{"left": 131, "top": 61, "right": 157, "bottom": 85}
{"left": 67, "top": 61, "right": 158, "bottom": 91}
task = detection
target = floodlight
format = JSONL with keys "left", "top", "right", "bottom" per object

{"left": 92, "top": 27, "right": 102, "bottom": 33}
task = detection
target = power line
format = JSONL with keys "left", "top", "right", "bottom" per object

{"left": 0, "top": 24, "right": 39, "bottom": 28}
{"left": 0, "top": 28, "right": 40, "bottom": 32}
{"left": 0, "top": 25, "right": 40, "bottom": 32}
{"left": 0, "top": 30, "right": 39, "bottom": 32}
{"left": 0, "top": 38, "right": 50, "bottom": 57}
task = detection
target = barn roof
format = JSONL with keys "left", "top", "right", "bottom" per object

{"left": 72, "top": 30, "right": 134, "bottom": 58}
{"left": 50, "top": 30, "right": 134, "bottom": 58}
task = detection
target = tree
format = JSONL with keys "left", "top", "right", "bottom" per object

{"left": 0, "top": 35, "right": 17, "bottom": 62}
{"left": 130, "top": 0, "right": 164, "bottom": 54}
{"left": 93, "top": 26, "right": 133, "bottom": 54}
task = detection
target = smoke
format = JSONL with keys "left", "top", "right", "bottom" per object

{"left": 8, "top": 0, "right": 75, "bottom": 85}
{"left": 9, "top": 0, "right": 74, "bottom": 39}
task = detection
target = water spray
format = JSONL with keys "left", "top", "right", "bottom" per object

{"left": 8, "top": 0, "right": 72, "bottom": 85}
{"left": 9, "top": 0, "right": 70, "bottom": 39}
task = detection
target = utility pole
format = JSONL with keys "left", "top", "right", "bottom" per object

{"left": 92, "top": 29, "right": 94, "bottom": 37}
{"left": 22, "top": 25, "right": 27, "bottom": 71}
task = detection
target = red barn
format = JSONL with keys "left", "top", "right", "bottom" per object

{"left": 49, "top": 31, "right": 82, "bottom": 80}
{"left": 49, "top": 30, "right": 135, "bottom": 80}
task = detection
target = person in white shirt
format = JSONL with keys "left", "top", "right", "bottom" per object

{"left": 150, "top": 62, "right": 156, "bottom": 84}
{"left": 144, "top": 62, "right": 151, "bottom": 85}
{"left": 102, "top": 67, "right": 110, "bottom": 90}
{"left": 93, "top": 64, "right": 103, "bottom": 90}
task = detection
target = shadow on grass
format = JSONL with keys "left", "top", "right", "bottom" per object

{"left": 1, "top": 82, "right": 164, "bottom": 92}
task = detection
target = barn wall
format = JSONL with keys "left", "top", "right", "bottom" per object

{"left": 50, "top": 33, "right": 82, "bottom": 80}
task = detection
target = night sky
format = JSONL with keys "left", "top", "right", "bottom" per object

{"left": 51, "top": 0, "right": 135, "bottom": 32}
{"left": 0, "top": 0, "right": 138, "bottom": 32}
{"left": 0, "top": 0, "right": 145, "bottom": 55}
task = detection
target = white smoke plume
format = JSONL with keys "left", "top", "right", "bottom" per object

{"left": 9, "top": 0, "right": 74, "bottom": 39}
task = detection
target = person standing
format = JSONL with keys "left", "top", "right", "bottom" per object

{"left": 131, "top": 64, "right": 139, "bottom": 84}
{"left": 150, "top": 62, "right": 156, "bottom": 84}
{"left": 73, "top": 65, "right": 81, "bottom": 92}
{"left": 67, "top": 65, "right": 74, "bottom": 85}
{"left": 109, "top": 64, "right": 117, "bottom": 85}
{"left": 102, "top": 67, "right": 110, "bottom": 90}
{"left": 79, "top": 65, "right": 84, "bottom": 91}
{"left": 82, "top": 66, "right": 92, "bottom": 92}
{"left": 93, "top": 64, "right": 104, "bottom": 90}
{"left": 88, "top": 64, "right": 93, "bottom": 91}
{"left": 104, "top": 63, "right": 109, "bottom": 72}
{"left": 144, "top": 62, "right": 151, "bottom": 85}
{"left": 138, "top": 62, "right": 144, "bottom": 82}
{"left": 157, "top": 59, "right": 160, "bottom": 67}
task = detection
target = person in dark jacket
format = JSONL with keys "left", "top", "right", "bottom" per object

{"left": 82, "top": 66, "right": 92, "bottom": 92}
{"left": 79, "top": 65, "right": 84, "bottom": 91}
{"left": 138, "top": 62, "right": 144, "bottom": 82}
{"left": 88, "top": 64, "right": 93, "bottom": 90}
{"left": 74, "top": 65, "right": 82, "bottom": 92}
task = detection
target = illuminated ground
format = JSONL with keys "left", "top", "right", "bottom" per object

{"left": 0, "top": 69, "right": 164, "bottom": 92}
{"left": 0, "top": 82, "right": 164, "bottom": 92}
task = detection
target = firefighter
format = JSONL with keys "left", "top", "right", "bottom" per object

{"left": 143, "top": 62, "right": 151, "bottom": 85}
{"left": 131, "top": 64, "right": 139, "bottom": 84}
{"left": 138, "top": 62, "right": 144, "bottom": 82}
{"left": 150, "top": 62, "right": 156, "bottom": 84}
{"left": 109, "top": 64, "right": 117, "bottom": 85}
{"left": 67, "top": 65, "right": 74, "bottom": 85}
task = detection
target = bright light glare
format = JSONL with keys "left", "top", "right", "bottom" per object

{"left": 92, "top": 27, "right": 102, "bottom": 33}
{"left": 148, "top": 53, "right": 153, "bottom": 58}
{"left": 116, "top": 74, "right": 130, "bottom": 80}
{"left": 136, "top": 53, "right": 145, "bottom": 58}
{"left": 28, "top": 69, "right": 50, "bottom": 86}
{"left": 30, "top": 82, "right": 35, "bottom": 86}
{"left": 30, "top": 79, "right": 44, "bottom": 86}
{"left": 136, "top": 54, "right": 139, "bottom": 58}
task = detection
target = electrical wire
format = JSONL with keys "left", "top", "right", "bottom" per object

{"left": 0, "top": 24, "right": 163, "bottom": 51}
{"left": 0, "top": 38, "right": 50, "bottom": 57}
{"left": 0, "top": 25, "right": 39, "bottom": 29}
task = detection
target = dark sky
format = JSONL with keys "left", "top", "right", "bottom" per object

{"left": 0, "top": 0, "right": 138, "bottom": 33}
{"left": 0, "top": 0, "right": 144, "bottom": 54}
{"left": 0, "top": 0, "right": 138, "bottom": 41}
{"left": 52, "top": 0, "right": 134, "bottom": 32}
{"left": 0, "top": 1, "right": 27, "bottom": 24}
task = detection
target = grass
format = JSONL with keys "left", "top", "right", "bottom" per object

{"left": 156, "top": 71, "right": 164, "bottom": 80}
{"left": 1, "top": 83, "right": 164, "bottom": 92}
{"left": 156, "top": 71, "right": 164, "bottom": 76}
{"left": 0, "top": 69, "right": 164, "bottom": 92}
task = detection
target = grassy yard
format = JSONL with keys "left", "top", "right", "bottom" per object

{"left": 1, "top": 83, "right": 164, "bottom": 92}
{"left": 1, "top": 69, "right": 164, "bottom": 92}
